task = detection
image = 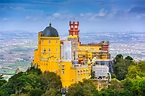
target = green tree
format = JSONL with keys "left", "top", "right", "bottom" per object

{"left": 26, "top": 66, "right": 42, "bottom": 75}
{"left": 39, "top": 71, "right": 62, "bottom": 90}
{"left": 0, "top": 74, "right": 7, "bottom": 87}
{"left": 125, "top": 56, "right": 133, "bottom": 61}
{"left": 0, "top": 67, "right": 63, "bottom": 95}
{"left": 131, "top": 78, "right": 145, "bottom": 96}
{"left": 8, "top": 72, "right": 40, "bottom": 94}
{"left": 0, "top": 90, "right": 5, "bottom": 96}
{"left": 114, "top": 54, "right": 123, "bottom": 63}
{"left": 0, "top": 67, "right": 42, "bottom": 95}
{"left": 113, "top": 59, "right": 128, "bottom": 80}
{"left": 0, "top": 72, "right": 24, "bottom": 95}
{"left": 122, "top": 60, "right": 145, "bottom": 96}
{"left": 10, "top": 94, "right": 16, "bottom": 96}
{"left": 42, "top": 88, "right": 61, "bottom": 96}
{"left": 91, "top": 70, "right": 95, "bottom": 79}
{"left": 117, "top": 89, "right": 132, "bottom": 96}
{"left": 29, "top": 88, "right": 44, "bottom": 96}
{"left": 93, "top": 90, "right": 100, "bottom": 96}
{"left": 18, "top": 93, "right": 29, "bottom": 96}
{"left": 127, "top": 61, "right": 145, "bottom": 79}
{"left": 100, "top": 89, "right": 115, "bottom": 96}
{"left": 109, "top": 78, "right": 123, "bottom": 92}
{"left": 122, "top": 78, "right": 133, "bottom": 91}
{"left": 113, "top": 54, "right": 133, "bottom": 80}
{"left": 110, "top": 73, "right": 116, "bottom": 79}
{"left": 127, "top": 64, "right": 139, "bottom": 79}
{"left": 137, "top": 61, "right": 145, "bottom": 77}
{"left": 66, "top": 79, "right": 96, "bottom": 96}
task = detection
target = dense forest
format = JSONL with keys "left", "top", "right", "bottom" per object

{"left": 0, "top": 54, "right": 145, "bottom": 96}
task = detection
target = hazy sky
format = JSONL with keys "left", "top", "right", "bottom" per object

{"left": 0, "top": 0, "right": 145, "bottom": 33}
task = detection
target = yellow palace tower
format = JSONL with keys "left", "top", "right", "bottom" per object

{"left": 32, "top": 21, "right": 112, "bottom": 88}
{"left": 33, "top": 23, "right": 60, "bottom": 73}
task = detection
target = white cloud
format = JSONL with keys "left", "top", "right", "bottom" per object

{"left": 97, "top": 9, "right": 107, "bottom": 16}
{"left": 26, "top": 16, "right": 32, "bottom": 20}
{"left": 25, "top": 16, "right": 40, "bottom": 21}
{"left": 52, "top": 13, "right": 61, "bottom": 18}
{"left": 79, "top": 9, "right": 108, "bottom": 21}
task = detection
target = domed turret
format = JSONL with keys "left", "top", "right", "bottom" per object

{"left": 42, "top": 23, "right": 59, "bottom": 37}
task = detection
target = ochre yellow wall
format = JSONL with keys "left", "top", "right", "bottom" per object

{"left": 33, "top": 49, "right": 38, "bottom": 64}
{"left": 40, "top": 37, "right": 60, "bottom": 60}
{"left": 33, "top": 32, "right": 61, "bottom": 73}
{"left": 60, "top": 61, "right": 91, "bottom": 87}
{"left": 78, "top": 45, "right": 109, "bottom": 61}
{"left": 59, "top": 61, "right": 74, "bottom": 87}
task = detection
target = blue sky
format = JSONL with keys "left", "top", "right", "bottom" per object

{"left": 0, "top": 0, "right": 145, "bottom": 33}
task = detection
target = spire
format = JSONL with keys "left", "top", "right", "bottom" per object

{"left": 49, "top": 23, "right": 52, "bottom": 27}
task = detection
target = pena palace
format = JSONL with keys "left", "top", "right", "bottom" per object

{"left": 32, "top": 21, "right": 113, "bottom": 90}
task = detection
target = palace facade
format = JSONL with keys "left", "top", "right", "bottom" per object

{"left": 32, "top": 21, "right": 112, "bottom": 88}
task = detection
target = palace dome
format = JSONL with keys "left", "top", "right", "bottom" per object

{"left": 42, "top": 23, "right": 59, "bottom": 37}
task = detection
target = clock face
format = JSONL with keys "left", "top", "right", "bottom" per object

{"left": 71, "top": 25, "right": 73, "bottom": 28}
{"left": 75, "top": 25, "right": 77, "bottom": 28}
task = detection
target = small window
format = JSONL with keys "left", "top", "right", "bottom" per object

{"left": 56, "top": 48, "right": 58, "bottom": 52}
{"left": 56, "top": 40, "right": 58, "bottom": 44}
{"left": 80, "top": 70, "right": 82, "bottom": 74}
{"left": 48, "top": 48, "right": 51, "bottom": 52}
{"left": 62, "top": 65, "right": 65, "bottom": 70}
{"left": 43, "top": 49, "right": 46, "bottom": 54}
{"left": 86, "top": 70, "right": 88, "bottom": 73}
{"left": 48, "top": 40, "right": 51, "bottom": 44}
{"left": 62, "top": 71, "right": 64, "bottom": 74}
{"left": 83, "top": 70, "right": 85, "bottom": 73}
{"left": 78, "top": 71, "right": 80, "bottom": 74}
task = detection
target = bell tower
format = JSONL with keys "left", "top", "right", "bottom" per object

{"left": 69, "top": 21, "right": 80, "bottom": 42}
